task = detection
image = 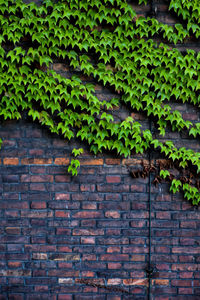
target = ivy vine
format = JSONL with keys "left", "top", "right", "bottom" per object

{"left": 0, "top": 0, "right": 200, "bottom": 204}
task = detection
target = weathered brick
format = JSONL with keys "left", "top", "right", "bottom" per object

{"left": 105, "top": 211, "right": 120, "bottom": 219}
{"left": 73, "top": 229, "right": 104, "bottom": 236}
{"left": 49, "top": 254, "right": 80, "bottom": 261}
{"left": 21, "top": 211, "right": 53, "bottom": 218}
{"left": 123, "top": 279, "right": 148, "bottom": 286}
{"left": 58, "top": 278, "right": 74, "bottom": 284}
{"left": 0, "top": 270, "right": 31, "bottom": 276}
{"left": 107, "top": 278, "right": 122, "bottom": 285}
{"left": 32, "top": 253, "right": 47, "bottom": 260}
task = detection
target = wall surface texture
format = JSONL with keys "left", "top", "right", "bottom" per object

{"left": 1, "top": 0, "right": 200, "bottom": 300}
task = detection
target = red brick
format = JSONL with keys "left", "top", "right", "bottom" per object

{"left": 131, "top": 220, "right": 146, "bottom": 227}
{"left": 8, "top": 262, "right": 22, "bottom": 268}
{"left": 179, "top": 272, "right": 193, "bottom": 279}
{"left": 73, "top": 229, "right": 104, "bottom": 236}
{"left": 178, "top": 288, "right": 193, "bottom": 294}
{"left": 21, "top": 211, "right": 52, "bottom": 218}
{"left": 81, "top": 237, "right": 95, "bottom": 244}
{"left": 156, "top": 212, "right": 171, "bottom": 219}
{"left": 81, "top": 271, "right": 95, "bottom": 277}
{"left": 54, "top": 158, "right": 70, "bottom": 165}
{"left": 105, "top": 158, "right": 121, "bottom": 165}
{"left": 172, "top": 264, "right": 198, "bottom": 271}
{"left": 171, "top": 280, "right": 192, "bottom": 286}
{"left": 107, "top": 278, "right": 122, "bottom": 285}
{"left": 180, "top": 221, "right": 196, "bottom": 228}
{"left": 82, "top": 203, "right": 97, "bottom": 210}
{"left": 131, "top": 184, "right": 146, "bottom": 192}
{"left": 131, "top": 255, "right": 145, "bottom": 262}
{"left": 58, "top": 263, "right": 73, "bottom": 269}
{"left": 55, "top": 211, "right": 70, "bottom": 218}
{"left": 3, "top": 158, "right": 19, "bottom": 165}
{"left": 80, "top": 184, "right": 95, "bottom": 192}
{"left": 55, "top": 175, "right": 70, "bottom": 182}
{"left": 172, "top": 247, "right": 200, "bottom": 254}
{"left": 106, "top": 176, "right": 121, "bottom": 183}
{"left": 5, "top": 227, "right": 21, "bottom": 235}
{"left": 48, "top": 270, "right": 79, "bottom": 277}
{"left": 31, "top": 201, "right": 46, "bottom": 209}
{"left": 21, "top": 175, "right": 53, "bottom": 182}
{"left": 0, "top": 201, "right": 28, "bottom": 209}
{"left": 21, "top": 158, "right": 52, "bottom": 164}
{"left": 57, "top": 247, "right": 72, "bottom": 252}
{"left": 82, "top": 254, "right": 96, "bottom": 261}
{"left": 58, "top": 295, "right": 72, "bottom": 300}
{"left": 29, "top": 149, "right": 44, "bottom": 155}
{"left": 108, "top": 263, "right": 122, "bottom": 269}
{"left": 105, "top": 211, "right": 120, "bottom": 218}
{"left": 123, "top": 279, "right": 148, "bottom": 286}
{"left": 55, "top": 193, "right": 70, "bottom": 200}
{"left": 34, "top": 285, "right": 49, "bottom": 292}
{"left": 79, "top": 159, "right": 104, "bottom": 165}
{"left": 100, "top": 254, "right": 129, "bottom": 261}
{"left": 107, "top": 247, "right": 120, "bottom": 253}
{"left": 73, "top": 211, "right": 102, "bottom": 218}
{"left": 32, "top": 253, "right": 47, "bottom": 260}
{"left": 179, "top": 256, "right": 194, "bottom": 262}
{"left": 56, "top": 228, "right": 71, "bottom": 235}
{"left": 152, "top": 279, "right": 169, "bottom": 286}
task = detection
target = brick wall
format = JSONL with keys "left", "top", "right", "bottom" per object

{"left": 0, "top": 118, "right": 200, "bottom": 300}
{"left": 0, "top": 0, "right": 200, "bottom": 299}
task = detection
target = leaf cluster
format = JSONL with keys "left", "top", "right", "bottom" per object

{"left": 0, "top": 0, "right": 200, "bottom": 204}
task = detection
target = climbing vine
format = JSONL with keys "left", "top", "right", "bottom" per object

{"left": 0, "top": 0, "right": 200, "bottom": 204}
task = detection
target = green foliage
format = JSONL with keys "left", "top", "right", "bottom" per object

{"left": 0, "top": 0, "right": 200, "bottom": 204}
{"left": 68, "top": 159, "right": 81, "bottom": 176}
{"left": 68, "top": 148, "right": 83, "bottom": 176}
{"left": 160, "top": 169, "right": 170, "bottom": 180}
